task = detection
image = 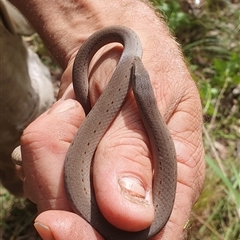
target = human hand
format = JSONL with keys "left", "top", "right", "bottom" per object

{"left": 17, "top": 26, "right": 205, "bottom": 240}
{"left": 10, "top": 0, "right": 205, "bottom": 239}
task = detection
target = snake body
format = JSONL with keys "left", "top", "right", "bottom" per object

{"left": 64, "top": 26, "right": 177, "bottom": 240}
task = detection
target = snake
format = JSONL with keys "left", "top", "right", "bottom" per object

{"left": 64, "top": 26, "right": 177, "bottom": 240}
{"left": 11, "top": 25, "right": 177, "bottom": 240}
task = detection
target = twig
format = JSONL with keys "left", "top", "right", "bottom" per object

{"left": 191, "top": 212, "right": 224, "bottom": 240}
{"left": 203, "top": 125, "right": 227, "bottom": 177}
{"left": 208, "top": 76, "right": 229, "bottom": 130}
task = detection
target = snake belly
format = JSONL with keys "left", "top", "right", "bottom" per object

{"left": 64, "top": 26, "right": 177, "bottom": 240}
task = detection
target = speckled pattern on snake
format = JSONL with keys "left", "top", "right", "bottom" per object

{"left": 64, "top": 26, "right": 177, "bottom": 240}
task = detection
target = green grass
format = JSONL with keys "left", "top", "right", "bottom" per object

{"left": 1, "top": 0, "right": 240, "bottom": 239}
{"left": 151, "top": 0, "right": 240, "bottom": 239}
{"left": 0, "top": 187, "right": 40, "bottom": 239}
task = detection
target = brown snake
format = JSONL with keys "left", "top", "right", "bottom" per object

{"left": 64, "top": 26, "right": 177, "bottom": 240}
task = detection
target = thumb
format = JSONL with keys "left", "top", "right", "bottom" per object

{"left": 34, "top": 210, "right": 103, "bottom": 240}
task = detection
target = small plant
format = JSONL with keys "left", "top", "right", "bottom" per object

{"left": 151, "top": 1, "right": 240, "bottom": 239}
{"left": 152, "top": 0, "right": 190, "bottom": 32}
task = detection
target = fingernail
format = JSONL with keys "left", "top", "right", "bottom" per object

{"left": 49, "top": 99, "right": 77, "bottom": 114}
{"left": 34, "top": 222, "right": 55, "bottom": 240}
{"left": 118, "top": 176, "right": 146, "bottom": 199}
{"left": 11, "top": 145, "right": 22, "bottom": 166}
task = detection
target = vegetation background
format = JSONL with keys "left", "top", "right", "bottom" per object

{"left": 1, "top": 0, "right": 239, "bottom": 239}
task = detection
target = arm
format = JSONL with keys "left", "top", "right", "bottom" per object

{"left": 9, "top": 0, "right": 181, "bottom": 98}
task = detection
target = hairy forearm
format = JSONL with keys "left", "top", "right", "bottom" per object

{"left": 9, "top": 0, "right": 174, "bottom": 68}
{"left": 9, "top": 0, "right": 190, "bottom": 127}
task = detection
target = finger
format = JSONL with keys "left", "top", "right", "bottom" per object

{"left": 34, "top": 210, "right": 103, "bottom": 240}
{"left": 21, "top": 98, "right": 85, "bottom": 210}
{"left": 92, "top": 96, "right": 155, "bottom": 231}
